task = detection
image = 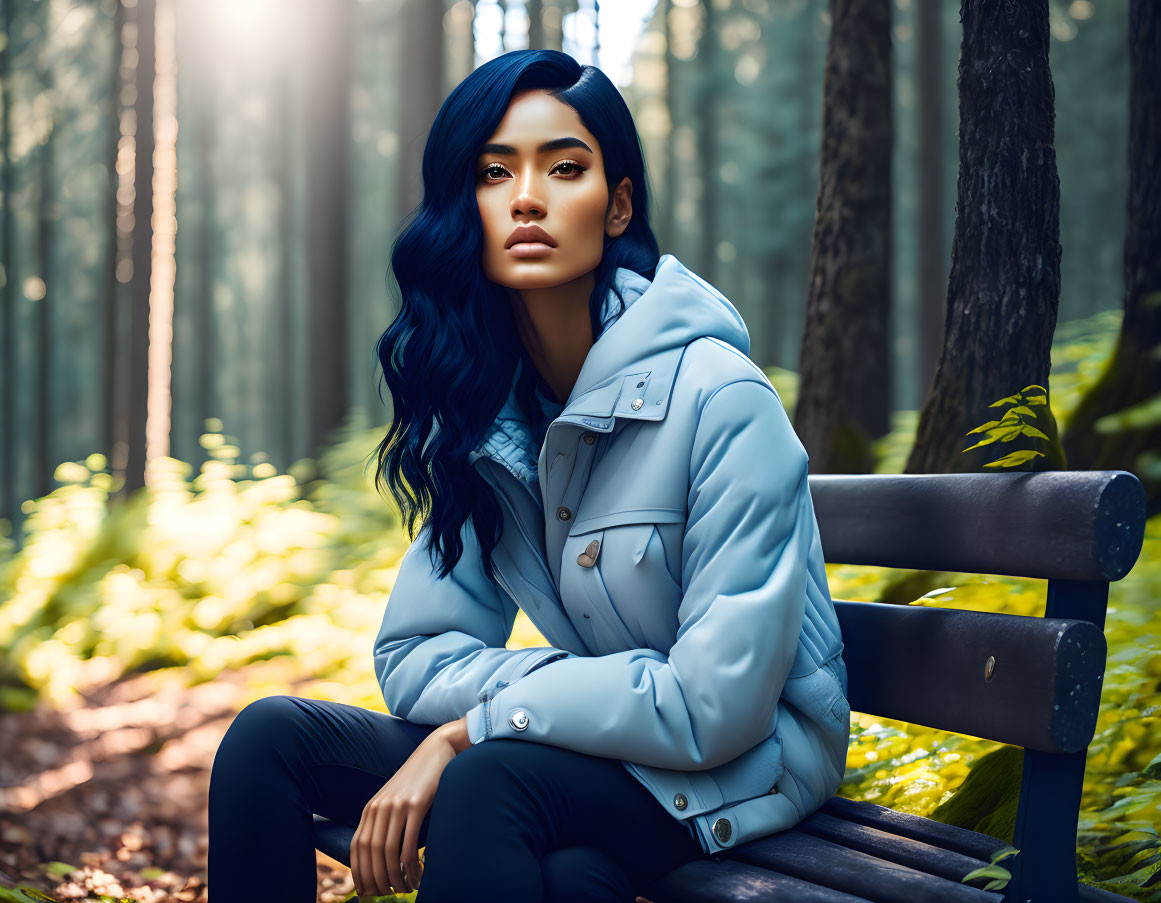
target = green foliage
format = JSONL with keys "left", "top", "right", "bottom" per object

{"left": 962, "top": 383, "right": 1067, "bottom": 470}
{"left": 961, "top": 846, "right": 1019, "bottom": 892}
{"left": 931, "top": 744, "right": 1022, "bottom": 843}
{"left": 0, "top": 419, "right": 408, "bottom": 711}
{"left": 0, "top": 888, "right": 59, "bottom": 903}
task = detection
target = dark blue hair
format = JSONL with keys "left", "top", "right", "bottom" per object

{"left": 370, "top": 49, "right": 660, "bottom": 580}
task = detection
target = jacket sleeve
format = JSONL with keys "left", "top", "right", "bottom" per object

{"left": 463, "top": 378, "right": 812, "bottom": 771}
{"left": 374, "top": 517, "right": 578, "bottom": 726}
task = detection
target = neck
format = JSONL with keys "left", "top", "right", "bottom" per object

{"left": 508, "top": 268, "right": 598, "bottom": 405}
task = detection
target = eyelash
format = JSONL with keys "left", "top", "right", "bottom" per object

{"left": 478, "top": 160, "right": 587, "bottom": 182}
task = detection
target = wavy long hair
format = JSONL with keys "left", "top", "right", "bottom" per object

{"left": 370, "top": 49, "right": 661, "bottom": 581}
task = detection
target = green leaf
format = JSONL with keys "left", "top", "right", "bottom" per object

{"left": 963, "top": 864, "right": 1013, "bottom": 881}
{"left": 1025, "top": 394, "right": 1048, "bottom": 405}
{"left": 988, "top": 394, "right": 1022, "bottom": 407}
{"left": 984, "top": 878, "right": 1009, "bottom": 891}
{"left": 984, "top": 449, "right": 1046, "bottom": 468}
{"left": 966, "top": 419, "right": 1001, "bottom": 436}
{"left": 1009, "top": 405, "right": 1035, "bottom": 417}
{"left": 0, "top": 888, "right": 60, "bottom": 903}
{"left": 40, "top": 862, "right": 78, "bottom": 878}
{"left": 962, "top": 425, "right": 1023, "bottom": 452}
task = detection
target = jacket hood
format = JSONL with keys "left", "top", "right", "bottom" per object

{"left": 470, "top": 253, "right": 750, "bottom": 486}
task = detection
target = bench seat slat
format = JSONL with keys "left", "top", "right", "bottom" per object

{"left": 651, "top": 858, "right": 873, "bottom": 903}
{"left": 726, "top": 829, "right": 1004, "bottom": 903}
{"left": 796, "top": 811, "right": 993, "bottom": 882}
{"left": 819, "top": 796, "right": 1009, "bottom": 862}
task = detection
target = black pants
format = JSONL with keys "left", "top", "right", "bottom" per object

{"left": 207, "top": 695, "right": 705, "bottom": 902}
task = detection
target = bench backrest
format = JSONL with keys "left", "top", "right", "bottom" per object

{"left": 807, "top": 469, "right": 1147, "bottom": 901}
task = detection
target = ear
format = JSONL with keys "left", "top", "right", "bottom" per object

{"left": 605, "top": 177, "right": 633, "bottom": 239}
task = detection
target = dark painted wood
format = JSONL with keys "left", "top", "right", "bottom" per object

{"left": 726, "top": 829, "right": 1002, "bottom": 903}
{"left": 834, "top": 600, "right": 1106, "bottom": 753}
{"left": 651, "top": 857, "right": 873, "bottom": 903}
{"left": 794, "top": 811, "right": 992, "bottom": 883}
{"left": 818, "top": 797, "right": 1010, "bottom": 862}
{"left": 808, "top": 471, "right": 1145, "bottom": 581}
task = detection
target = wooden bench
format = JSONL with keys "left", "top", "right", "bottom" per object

{"left": 313, "top": 469, "right": 1146, "bottom": 903}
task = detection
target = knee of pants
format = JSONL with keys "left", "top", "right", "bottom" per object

{"left": 214, "top": 694, "right": 304, "bottom": 767}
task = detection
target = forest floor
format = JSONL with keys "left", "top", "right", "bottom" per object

{"left": 0, "top": 664, "right": 356, "bottom": 903}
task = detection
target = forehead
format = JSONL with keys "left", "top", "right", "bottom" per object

{"left": 479, "top": 90, "right": 600, "bottom": 156}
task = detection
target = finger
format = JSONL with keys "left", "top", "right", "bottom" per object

{"left": 401, "top": 802, "right": 425, "bottom": 889}
{"left": 385, "top": 803, "right": 411, "bottom": 894}
{"left": 369, "top": 800, "right": 393, "bottom": 896}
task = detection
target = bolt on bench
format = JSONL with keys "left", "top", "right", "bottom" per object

{"left": 313, "top": 469, "right": 1147, "bottom": 903}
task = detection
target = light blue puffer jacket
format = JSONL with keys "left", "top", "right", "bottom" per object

{"left": 374, "top": 254, "right": 850, "bottom": 855}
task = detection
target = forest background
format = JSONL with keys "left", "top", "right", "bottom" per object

{"left": 0, "top": 1, "right": 1158, "bottom": 902}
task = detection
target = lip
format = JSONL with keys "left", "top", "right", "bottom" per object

{"left": 508, "top": 242, "right": 555, "bottom": 259}
{"left": 505, "top": 224, "right": 557, "bottom": 249}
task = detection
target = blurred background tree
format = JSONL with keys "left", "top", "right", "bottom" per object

{"left": 0, "top": 0, "right": 1143, "bottom": 544}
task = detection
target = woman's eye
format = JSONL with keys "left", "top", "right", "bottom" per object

{"left": 478, "top": 161, "right": 586, "bottom": 181}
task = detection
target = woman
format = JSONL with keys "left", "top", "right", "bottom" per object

{"left": 207, "top": 49, "right": 849, "bottom": 903}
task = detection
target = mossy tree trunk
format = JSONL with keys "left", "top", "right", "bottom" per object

{"left": 905, "top": 0, "right": 1061, "bottom": 475}
{"left": 795, "top": 0, "right": 892, "bottom": 474}
{"left": 1060, "top": 0, "right": 1161, "bottom": 516}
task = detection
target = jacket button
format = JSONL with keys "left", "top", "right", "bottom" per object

{"left": 557, "top": 506, "right": 572, "bottom": 521}
{"left": 631, "top": 397, "right": 644, "bottom": 411}
{"left": 673, "top": 793, "right": 687, "bottom": 811}
{"left": 509, "top": 710, "right": 529, "bottom": 731}
{"left": 582, "top": 432, "right": 596, "bottom": 445}
{"left": 713, "top": 817, "right": 732, "bottom": 843}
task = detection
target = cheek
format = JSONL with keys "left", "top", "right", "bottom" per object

{"left": 564, "top": 188, "right": 610, "bottom": 243}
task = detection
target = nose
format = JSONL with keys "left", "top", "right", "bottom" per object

{"left": 510, "top": 167, "right": 546, "bottom": 218}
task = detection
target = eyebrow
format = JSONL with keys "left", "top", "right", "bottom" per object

{"left": 477, "top": 136, "right": 594, "bottom": 157}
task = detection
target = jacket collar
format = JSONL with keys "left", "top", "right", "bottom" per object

{"left": 471, "top": 254, "right": 750, "bottom": 479}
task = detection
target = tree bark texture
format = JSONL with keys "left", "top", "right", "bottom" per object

{"left": 916, "top": 0, "right": 946, "bottom": 403}
{"left": 1060, "top": 0, "right": 1161, "bottom": 516}
{"left": 121, "top": 0, "right": 155, "bottom": 499}
{"left": 795, "top": 0, "right": 892, "bottom": 474}
{"left": 905, "top": 0, "right": 1061, "bottom": 475}
{"left": 304, "top": 0, "right": 351, "bottom": 462}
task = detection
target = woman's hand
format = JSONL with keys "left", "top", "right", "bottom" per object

{"left": 350, "top": 715, "right": 470, "bottom": 897}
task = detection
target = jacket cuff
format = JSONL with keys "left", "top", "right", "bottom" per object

{"left": 465, "top": 649, "right": 578, "bottom": 745}
{"left": 465, "top": 699, "right": 491, "bottom": 745}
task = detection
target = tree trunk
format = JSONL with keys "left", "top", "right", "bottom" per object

{"left": 304, "top": 0, "right": 352, "bottom": 463}
{"left": 102, "top": 0, "right": 125, "bottom": 492}
{"left": 527, "top": 0, "right": 544, "bottom": 49}
{"left": 120, "top": 0, "right": 155, "bottom": 499}
{"left": 34, "top": 0, "right": 54, "bottom": 500}
{"left": 795, "top": 0, "right": 892, "bottom": 474}
{"left": 1, "top": 0, "right": 15, "bottom": 531}
{"left": 916, "top": 0, "right": 946, "bottom": 402}
{"left": 695, "top": 0, "right": 717, "bottom": 285}
{"left": 1060, "top": 0, "right": 1161, "bottom": 516}
{"left": 905, "top": 0, "right": 1061, "bottom": 476}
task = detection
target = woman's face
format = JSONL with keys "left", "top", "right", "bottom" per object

{"left": 475, "top": 89, "right": 632, "bottom": 291}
